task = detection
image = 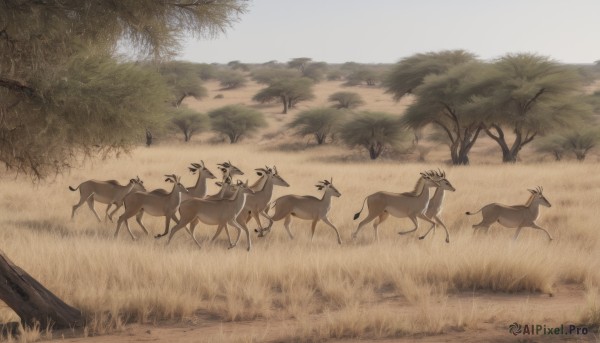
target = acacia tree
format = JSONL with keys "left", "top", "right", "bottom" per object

{"left": 383, "top": 50, "right": 480, "bottom": 164}
{"left": 534, "top": 134, "right": 567, "bottom": 161}
{"left": 170, "top": 108, "right": 209, "bottom": 142}
{"left": 208, "top": 105, "right": 267, "bottom": 143}
{"left": 402, "top": 62, "right": 494, "bottom": 165}
{"left": 0, "top": 0, "right": 247, "bottom": 178}
{"left": 251, "top": 68, "right": 300, "bottom": 85}
{"left": 480, "top": 54, "right": 589, "bottom": 163}
{"left": 562, "top": 129, "right": 600, "bottom": 161}
{"left": 253, "top": 77, "right": 315, "bottom": 114}
{"left": 340, "top": 112, "right": 410, "bottom": 159}
{"left": 328, "top": 91, "right": 365, "bottom": 109}
{"left": 384, "top": 50, "right": 477, "bottom": 99}
{"left": 288, "top": 108, "right": 345, "bottom": 144}
{"left": 216, "top": 69, "right": 247, "bottom": 90}
{"left": 288, "top": 57, "right": 312, "bottom": 72}
{"left": 344, "top": 68, "right": 381, "bottom": 86}
{"left": 159, "top": 61, "right": 208, "bottom": 107}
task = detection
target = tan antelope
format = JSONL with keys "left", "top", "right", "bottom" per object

{"left": 166, "top": 179, "right": 255, "bottom": 251}
{"left": 69, "top": 176, "right": 146, "bottom": 222}
{"left": 114, "top": 174, "right": 188, "bottom": 240}
{"left": 417, "top": 170, "right": 456, "bottom": 243}
{"left": 183, "top": 161, "right": 216, "bottom": 199}
{"left": 199, "top": 161, "right": 245, "bottom": 200}
{"left": 465, "top": 186, "right": 553, "bottom": 241}
{"left": 266, "top": 179, "right": 342, "bottom": 244}
{"left": 211, "top": 166, "right": 290, "bottom": 241}
{"left": 351, "top": 171, "right": 451, "bottom": 240}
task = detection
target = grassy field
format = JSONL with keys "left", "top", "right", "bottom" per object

{"left": 0, "top": 81, "right": 599, "bottom": 342}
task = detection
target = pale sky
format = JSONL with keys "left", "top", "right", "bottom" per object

{"left": 178, "top": 0, "right": 600, "bottom": 65}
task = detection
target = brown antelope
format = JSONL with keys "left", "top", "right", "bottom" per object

{"left": 182, "top": 161, "right": 216, "bottom": 199}
{"left": 466, "top": 186, "right": 553, "bottom": 241}
{"left": 266, "top": 179, "right": 342, "bottom": 244}
{"left": 114, "top": 174, "right": 188, "bottom": 240}
{"left": 351, "top": 171, "right": 452, "bottom": 240}
{"left": 166, "top": 179, "right": 255, "bottom": 251}
{"left": 211, "top": 166, "right": 290, "bottom": 241}
{"left": 69, "top": 176, "right": 146, "bottom": 222}
{"left": 150, "top": 160, "right": 243, "bottom": 237}
{"left": 417, "top": 170, "right": 456, "bottom": 243}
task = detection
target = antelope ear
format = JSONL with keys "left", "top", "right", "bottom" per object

{"left": 130, "top": 179, "right": 135, "bottom": 183}
{"left": 528, "top": 189, "right": 536, "bottom": 194}
{"left": 215, "top": 182, "right": 223, "bottom": 186}
{"left": 189, "top": 167, "right": 197, "bottom": 173}
{"left": 220, "top": 168, "right": 227, "bottom": 173}
{"left": 256, "top": 172, "right": 263, "bottom": 176}
{"left": 165, "top": 178, "right": 173, "bottom": 183}
{"left": 316, "top": 185, "right": 323, "bottom": 190}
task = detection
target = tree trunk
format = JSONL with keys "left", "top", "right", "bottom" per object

{"left": 554, "top": 151, "right": 562, "bottom": 161}
{"left": 315, "top": 133, "right": 325, "bottom": 145}
{"left": 368, "top": 142, "right": 383, "bottom": 160}
{"left": 0, "top": 251, "right": 83, "bottom": 330}
{"left": 281, "top": 96, "right": 288, "bottom": 114}
{"left": 145, "top": 129, "right": 153, "bottom": 147}
{"left": 184, "top": 130, "right": 190, "bottom": 142}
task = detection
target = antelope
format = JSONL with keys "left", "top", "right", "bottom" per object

{"left": 465, "top": 186, "right": 553, "bottom": 241}
{"left": 351, "top": 171, "right": 452, "bottom": 241}
{"left": 417, "top": 170, "right": 456, "bottom": 243}
{"left": 114, "top": 174, "right": 188, "bottom": 240}
{"left": 69, "top": 176, "right": 146, "bottom": 222}
{"left": 200, "top": 161, "right": 245, "bottom": 200}
{"left": 266, "top": 179, "right": 342, "bottom": 244}
{"left": 166, "top": 179, "right": 255, "bottom": 251}
{"left": 183, "top": 161, "right": 216, "bottom": 199}
{"left": 211, "top": 166, "right": 290, "bottom": 241}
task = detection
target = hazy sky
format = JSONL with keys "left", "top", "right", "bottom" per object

{"left": 178, "top": 0, "right": 600, "bottom": 64}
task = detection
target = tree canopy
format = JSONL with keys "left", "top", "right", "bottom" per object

{"left": 170, "top": 108, "right": 209, "bottom": 142}
{"left": 253, "top": 77, "right": 315, "bottom": 114}
{"left": 340, "top": 112, "right": 409, "bottom": 160}
{"left": 328, "top": 91, "right": 365, "bottom": 109}
{"left": 288, "top": 108, "right": 345, "bottom": 144}
{"left": 0, "top": 0, "right": 247, "bottom": 177}
{"left": 208, "top": 105, "right": 267, "bottom": 144}
{"left": 158, "top": 61, "right": 208, "bottom": 107}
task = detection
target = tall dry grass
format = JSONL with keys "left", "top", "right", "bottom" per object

{"left": 0, "top": 143, "right": 599, "bottom": 340}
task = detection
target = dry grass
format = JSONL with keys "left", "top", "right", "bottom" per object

{"left": 1, "top": 77, "right": 599, "bottom": 341}
{"left": 0, "top": 142, "right": 599, "bottom": 341}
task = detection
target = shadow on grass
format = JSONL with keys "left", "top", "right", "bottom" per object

{"left": 8, "top": 217, "right": 110, "bottom": 239}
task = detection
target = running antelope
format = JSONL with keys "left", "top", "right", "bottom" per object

{"left": 465, "top": 186, "right": 553, "bottom": 241}
{"left": 114, "top": 175, "right": 188, "bottom": 240}
{"left": 351, "top": 171, "right": 451, "bottom": 240}
{"left": 195, "top": 161, "right": 245, "bottom": 201}
{"left": 417, "top": 170, "right": 456, "bottom": 243}
{"left": 166, "top": 179, "right": 255, "bottom": 251}
{"left": 183, "top": 161, "right": 216, "bottom": 199}
{"left": 212, "top": 166, "right": 290, "bottom": 241}
{"left": 267, "top": 179, "right": 342, "bottom": 244}
{"left": 69, "top": 176, "right": 146, "bottom": 222}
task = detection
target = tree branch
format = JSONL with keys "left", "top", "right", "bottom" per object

{"left": 0, "top": 77, "right": 37, "bottom": 98}
{"left": 523, "top": 87, "right": 545, "bottom": 113}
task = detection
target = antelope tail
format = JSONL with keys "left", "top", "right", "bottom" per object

{"left": 69, "top": 185, "right": 79, "bottom": 191}
{"left": 465, "top": 209, "right": 482, "bottom": 215}
{"left": 353, "top": 197, "right": 368, "bottom": 220}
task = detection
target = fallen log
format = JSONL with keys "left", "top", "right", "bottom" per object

{"left": 0, "top": 250, "right": 84, "bottom": 329}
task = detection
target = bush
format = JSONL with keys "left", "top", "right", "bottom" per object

{"left": 208, "top": 105, "right": 267, "bottom": 143}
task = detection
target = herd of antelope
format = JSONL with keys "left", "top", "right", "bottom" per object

{"left": 69, "top": 161, "right": 554, "bottom": 251}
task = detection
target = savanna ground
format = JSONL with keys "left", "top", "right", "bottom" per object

{"left": 1, "top": 80, "right": 599, "bottom": 342}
